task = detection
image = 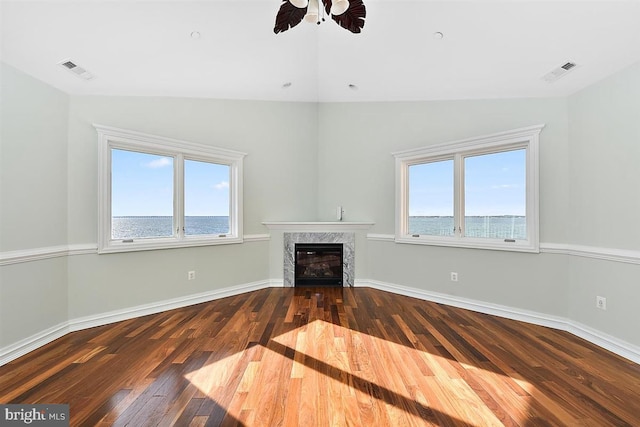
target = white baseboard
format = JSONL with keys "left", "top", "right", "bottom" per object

{"left": 3, "top": 278, "right": 639, "bottom": 367}
{"left": 68, "top": 280, "right": 270, "bottom": 332}
{"left": 565, "top": 322, "right": 640, "bottom": 365}
{"left": 0, "top": 322, "right": 70, "bottom": 366}
{"left": 269, "top": 279, "right": 285, "bottom": 287}
{"left": 0, "top": 280, "right": 271, "bottom": 366}
{"left": 358, "top": 279, "right": 640, "bottom": 365}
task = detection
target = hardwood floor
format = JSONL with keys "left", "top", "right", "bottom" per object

{"left": 2, "top": 287, "right": 640, "bottom": 426}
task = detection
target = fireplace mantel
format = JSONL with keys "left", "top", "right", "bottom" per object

{"left": 262, "top": 221, "right": 374, "bottom": 232}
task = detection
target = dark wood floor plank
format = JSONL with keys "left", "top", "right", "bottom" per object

{"left": 2, "top": 287, "right": 640, "bottom": 426}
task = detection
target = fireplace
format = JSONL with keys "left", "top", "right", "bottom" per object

{"left": 294, "top": 243, "right": 343, "bottom": 287}
{"left": 283, "top": 232, "right": 354, "bottom": 287}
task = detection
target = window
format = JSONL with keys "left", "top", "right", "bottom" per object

{"left": 96, "top": 125, "right": 245, "bottom": 253}
{"left": 394, "top": 125, "right": 544, "bottom": 252}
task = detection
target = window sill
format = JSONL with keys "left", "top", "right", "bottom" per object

{"left": 394, "top": 235, "right": 539, "bottom": 253}
{"left": 98, "top": 235, "right": 243, "bottom": 254}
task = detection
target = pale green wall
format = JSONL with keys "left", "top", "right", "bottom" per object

{"left": 566, "top": 61, "right": 640, "bottom": 344}
{"left": 317, "top": 99, "right": 570, "bottom": 241}
{"left": 65, "top": 95, "right": 318, "bottom": 318}
{"left": 567, "top": 61, "right": 640, "bottom": 250}
{"left": 2, "top": 58, "right": 640, "bottom": 354}
{"left": 1, "top": 63, "right": 69, "bottom": 251}
{"left": 67, "top": 96, "right": 319, "bottom": 243}
{"left": 67, "top": 242, "right": 269, "bottom": 318}
{"left": 0, "top": 63, "right": 70, "bottom": 347}
{"left": 1, "top": 259, "right": 69, "bottom": 346}
{"left": 317, "top": 99, "right": 572, "bottom": 316}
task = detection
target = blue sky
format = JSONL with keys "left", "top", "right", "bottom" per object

{"left": 111, "top": 149, "right": 230, "bottom": 216}
{"left": 112, "top": 148, "right": 524, "bottom": 217}
{"left": 409, "top": 149, "right": 526, "bottom": 216}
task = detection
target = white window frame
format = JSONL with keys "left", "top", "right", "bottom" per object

{"left": 393, "top": 124, "right": 544, "bottom": 253}
{"left": 96, "top": 124, "right": 246, "bottom": 254}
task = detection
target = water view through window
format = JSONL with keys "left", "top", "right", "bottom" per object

{"left": 111, "top": 216, "right": 230, "bottom": 240}
{"left": 408, "top": 159, "right": 455, "bottom": 236}
{"left": 110, "top": 149, "right": 230, "bottom": 240}
{"left": 464, "top": 149, "right": 526, "bottom": 239}
{"left": 184, "top": 159, "right": 230, "bottom": 236}
{"left": 408, "top": 148, "right": 527, "bottom": 240}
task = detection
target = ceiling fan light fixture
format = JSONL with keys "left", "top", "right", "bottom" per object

{"left": 289, "top": 0, "right": 308, "bottom": 8}
{"left": 274, "top": 0, "right": 365, "bottom": 34}
{"left": 304, "top": 0, "right": 320, "bottom": 23}
{"left": 330, "top": 0, "right": 349, "bottom": 16}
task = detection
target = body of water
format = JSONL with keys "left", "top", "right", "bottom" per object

{"left": 409, "top": 216, "right": 526, "bottom": 239}
{"left": 112, "top": 216, "right": 229, "bottom": 239}
{"left": 112, "top": 215, "right": 525, "bottom": 240}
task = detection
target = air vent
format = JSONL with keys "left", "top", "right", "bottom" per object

{"left": 542, "top": 61, "right": 578, "bottom": 83}
{"left": 58, "top": 59, "right": 95, "bottom": 80}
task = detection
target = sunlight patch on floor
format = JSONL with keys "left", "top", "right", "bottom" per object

{"left": 182, "top": 317, "right": 539, "bottom": 425}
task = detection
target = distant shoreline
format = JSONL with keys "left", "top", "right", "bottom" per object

{"left": 408, "top": 215, "right": 525, "bottom": 218}
{"left": 113, "top": 215, "right": 229, "bottom": 218}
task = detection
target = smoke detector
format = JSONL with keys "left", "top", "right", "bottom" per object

{"left": 58, "top": 59, "right": 95, "bottom": 80}
{"left": 542, "top": 62, "right": 577, "bottom": 83}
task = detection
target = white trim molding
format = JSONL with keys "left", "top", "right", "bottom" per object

{"left": 0, "top": 322, "right": 70, "bottom": 367}
{"left": 68, "top": 280, "right": 268, "bottom": 332}
{"left": 3, "top": 277, "right": 639, "bottom": 367}
{"left": 262, "top": 221, "right": 374, "bottom": 232}
{"left": 365, "top": 235, "right": 640, "bottom": 265}
{"left": 540, "top": 243, "right": 640, "bottom": 265}
{"left": 6, "top": 239, "right": 636, "bottom": 267}
{"left": 366, "top": 233, "right": 395, "bottom": 242}
{"left": 0, "top": 245, "right": 70, "bottom": 266}
{"left": 269, "top": 278, "right": 285, "bottom": 287}
{"left": 0, "top": 280, "right": 271, "bottom": 366}
{"left": 244, "top": 234, "right": 271, "bottom": 242}
{"left": 0, "top": 237, "right": 269, "bottom": 266}
{"left": 393, "top": 124, "right": 544, "bottom": 253}
{"left": 0, "top": 244, "right": 97, "bottom": 266}
{"left": 359, "top": 279, "right": 640, "bottom": 364}
{"left": 95, "top": 124, "right": 247, "bottom": 254}
{"left": 68, "top": 244, "right": 100, "bottom": 256}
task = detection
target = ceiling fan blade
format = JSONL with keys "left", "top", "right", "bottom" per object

{"left": 331, "top": 0, "right": 365, "bottom": 33}
{"left": 274, "top": 1, "right": 307, "bottom": 34}
{"left": 322, "top": 0, "right": 333, "bottom": 15}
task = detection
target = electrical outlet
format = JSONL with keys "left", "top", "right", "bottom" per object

{"left": 188, "top": 271, "right": 196, "bottom": 280}
{"left": 596, "top": 296, "right": 606, "bottom": 310}
{"left": 450, "top": 272, "right": 458, "bottom": 282}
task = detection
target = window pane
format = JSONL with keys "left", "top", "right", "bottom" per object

{"left": 464, "top": 149, "right": 526, "bottom": 239}
{"left": 111, "top": 149, "right": 174, "bottom": 239}
{"left": 184, "top": 160, "right": 230, "bottom": 236}
{"left": 408, "top": 160, "right": 454, "bottom": 236}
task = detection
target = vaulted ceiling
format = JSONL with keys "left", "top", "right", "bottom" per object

{"left": 2, "top": 0, "right": 640, "bottom": 102}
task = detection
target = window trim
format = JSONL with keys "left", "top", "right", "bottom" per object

{"left": 393, "top": 124, "right": 544, "bottom": 253}
{"left": 95, "top": 124, "right": 246, "bottom": 254}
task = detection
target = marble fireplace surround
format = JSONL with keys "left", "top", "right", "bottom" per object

{"left": 263, "top": 222, "right": 374, "bottom": 287}
{"left": 284, "top": 232, "right": 355, "bottom": 287}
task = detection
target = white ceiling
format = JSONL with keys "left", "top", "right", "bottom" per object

{"left": 2, "top": 0, "right": 640, "bottom": 102}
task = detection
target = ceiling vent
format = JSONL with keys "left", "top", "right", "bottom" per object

{"left": 542, "top": 61, "right": 577, "bottom": 83}
{"left": 58, "top": 59, "right": 95, "bottom": 80}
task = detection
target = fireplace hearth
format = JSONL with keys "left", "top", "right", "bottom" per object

{"left": 295, "top": 243, "right": 343, "bottom": 287}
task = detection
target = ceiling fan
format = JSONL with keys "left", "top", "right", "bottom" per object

{"left": 274, "top": 0, "right": 366, "bottom": 34}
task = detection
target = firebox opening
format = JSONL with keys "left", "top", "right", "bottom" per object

{"left": 294, "top": 243, "right": 344, "bottom": 287}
